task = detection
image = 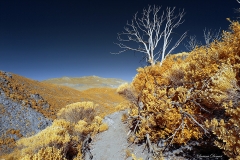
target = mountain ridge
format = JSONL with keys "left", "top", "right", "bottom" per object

{"left": 42, "top": 75, "right": 128, "bottom": 91}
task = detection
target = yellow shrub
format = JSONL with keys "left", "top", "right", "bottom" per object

{"left": 117, "top": 83, "right": 137, "bottom": 103}
{"left": 6, "top": 101, "right": 109, "bottom": 160}
{"left": 74, "top": 120, "right": 88, "bottom": 134}
{"left": 131, "top": 153, "right": 143, "bottom": 160}
{"left": 93, "top": 116, "right": 103, "bottom": 124}
{"left": 98, "top": 123, "right": 109, "bottom": 132}
{"left": 57, "top": 101, "right": 97, "bottom": 123}
{"left": 124, "top": 20, "right": 240, "bottom": 159}
{"left": 16, "top": 119, "right": 72, "bottom": 156}
{"left": 116, "top": 82, "right": 129, "bottom": 94}
{"left": 205, "top": 102, "right": 240, "bottom": 159}
{"left": 21, "top": 147, "right": 66, "bottom": 160}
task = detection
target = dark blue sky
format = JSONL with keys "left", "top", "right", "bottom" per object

{"left": 0, "top": 0, "right": 239, "bottom": 82}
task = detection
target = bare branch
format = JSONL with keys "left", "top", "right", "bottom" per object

{"left": 165, "top": 118, "right": 185, "bottom": 145}
{"left": 184, "top": 35, "right": 202, "bottom": 51}
{"left": 234, "top": 7, "right": 240, "bottom": 19}
{"left": 111, "top": 42, "right": 148, "bottom": 54}
{"left": 112, "top": 5, "right": 187, "bottom": 66}
{"left": 160, "top": 7, "right": 187, "bottom": 65}
{"left": 184, "top": 112, "right": 209, "bottom": 134}
{"left": 203, "top": 28, "right": 221, "bottom": 46}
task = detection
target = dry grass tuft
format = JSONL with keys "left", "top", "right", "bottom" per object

{"left": 125, "top": 149, "right": 132, "bottom": 158}
{"left": 98, "top": 123, "right": 109, "bottom": 132}
{"left": 57, "top": 101, "right": 97, "bottom": 124}
{"left": 121, "top": 113, "right": 128, "bottom": 122}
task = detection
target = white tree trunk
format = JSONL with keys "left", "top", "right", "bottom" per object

{"left": 112, "top": 5, "right": 187, "bottom": 66}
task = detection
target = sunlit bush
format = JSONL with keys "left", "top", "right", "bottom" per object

{"left": 3, "top": 101, "right": 108, "bottom": 160}
{"left": 20, "top": 147, "right": 66, "bottom": 160}
{"left": 57, "top": 101, "right": 97, "bottom": 123}
{"left": 121, "top": 20, "right": 240, "bottom": 159}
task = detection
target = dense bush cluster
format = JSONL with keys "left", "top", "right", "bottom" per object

{"left": 2, "top": 101, "right": 108, "bottom": 160}
{"left": 118, "top": 20, "right": 240, "bottom": 159}
{"left": 57, "top": 101, "right": 97, "bottom": 123}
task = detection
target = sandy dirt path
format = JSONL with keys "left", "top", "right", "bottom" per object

{"left": 86, "top": 110, "right": 147, "bottom": 160}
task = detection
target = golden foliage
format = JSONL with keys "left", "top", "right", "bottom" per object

{"left": 121, "top": 112, "right": 128, "bottom": 122}
{"left": 6, "top": 129, "right": 23, "bottom": 139}
{"left": 57, "top": 101, "right": 97, "bottom": 123}
{"left": 128, "top": 62, "right": 204, "bottom": 144}
{"left": 16, "top": 119, "right": 72, "bottom": 156}
{"left": 205, "top": 102, "right": 240, "bottom": 159}
{"left": 131, "top": 153, "right": 143, "bottom": 160}
{"left": 117, "top": 82, "right": 130, "bottom": 94}
{"left": 98, "top": 123, "right": 109, "bottom": 132}
{"left": 125, "top": 149, "right": 132, "bottom": 158}
{"left": 122, "top": 20, "right": 240, "bottom": 158}
{"left": 2, "top": 101, "right": 108, "bottom": 160}
{"left": 21, "top": 147, "right": 67, "bottom": 160}
{"left": 117, "top": 83, "right": 138, "bottom": 104}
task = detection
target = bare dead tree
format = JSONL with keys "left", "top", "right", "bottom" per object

{"left": 203, "top": 28, "right": 221, "bottom": 46}
{"left": 184, "top": 27, "right": 222, "bottom": 52}
{"left": 234, "top": 7, "right": 240, "bottom": 19}
{"left": 111, "top": 5, "right": 187, "bottom": 66}
{"left": 231, "top": 0, "right": 240, "bottom": 19}
{"left": 184, "top": 35, "right": 202, "bottom": 51}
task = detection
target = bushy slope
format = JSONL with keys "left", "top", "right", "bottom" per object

{"left": 0, "top": 71, "right": 126, "bottom": 158}
{"left": 118, "top": 20, "right": 240, "bottom": 159}
{"left": 0, "top": 72, "right": 126, "bottom": 120}
{"left": 2, "top": 102, "right": 109, "bottom": 160}
{"left": 0, "top": 71, "right": 52, "bottom": 155}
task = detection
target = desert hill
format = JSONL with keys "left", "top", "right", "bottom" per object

{"left": 0, "top": 71, "right": 127, "bottom": 156}
{"left": 42, "top": 75, "right": 128, "bottom": 91}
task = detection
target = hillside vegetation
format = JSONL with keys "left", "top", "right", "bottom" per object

{"left": 118, "top": 20, "right": 240, "bottom": 159}
{"left": 0, "top": 72, "right": 127, "bottom": 159}
{"left": 0, "top": 73, "right": 126, "bottom": 119}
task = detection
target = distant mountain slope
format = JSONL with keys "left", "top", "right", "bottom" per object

{"left": 0, "top": 71, "right": 126, "bottom": 155}
{"left": 42, "top": 75, "right": 128, "bottom": 91}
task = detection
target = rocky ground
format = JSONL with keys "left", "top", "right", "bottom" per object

{"left": 0, "top": 71, "right": 52, "bottom": 155}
